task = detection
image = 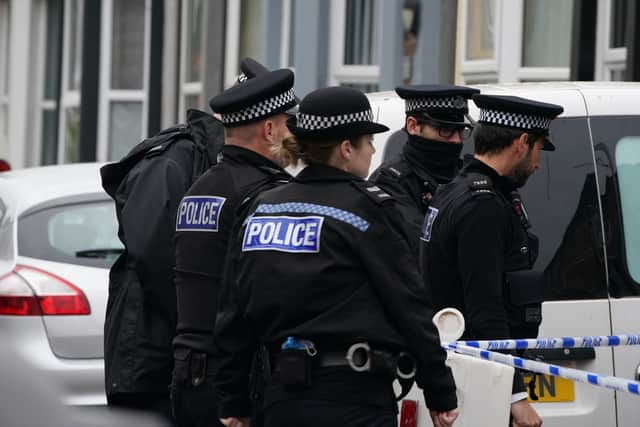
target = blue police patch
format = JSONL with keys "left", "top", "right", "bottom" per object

{"left": 242, "top": 215, "right": 323, "bottom": 253}
{"left": 176, "top": 196, "right": 226, "bottom": 232}
{"left": 420, "top": 206, "right": 439, "bottom": 242}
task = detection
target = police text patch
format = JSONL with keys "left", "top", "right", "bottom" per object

{"left": 420, "top": 206, "right": 439, "bottom": 242}
{"left": 242, "top": 216, "right": 323, "bottom": 253}
{"left": 176, "top": 196, "right": 226, "bottom": 232}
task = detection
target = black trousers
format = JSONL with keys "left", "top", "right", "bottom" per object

{"left": 263, "top": 400, "right": 397, "bottom": 427}
{"left": 170, "top": 369, "right": 224, "bottom": 427}
{"left": 108, "top": 392, "right": 174, "bottom": 424}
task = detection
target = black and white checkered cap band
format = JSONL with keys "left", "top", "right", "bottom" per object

{"left": 479, "top": 108, "right": 552, "bottom": 131}
{"left": 221, "top": 89, "right": 295, "bottom": 124}
{"left": 406, "top": 96, "right": 467, "bottom": 112}
{"left": 296, "top": 109, "right": 373, "bottom": 130}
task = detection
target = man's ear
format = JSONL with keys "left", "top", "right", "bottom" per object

{"left": 514, "top": 132, "right": 529, "bottom": 156}
{"left": 263, "top": 120, "right": 274, "bottom": 141}
{"left": 406, "top": 116, "right": 419, "bottom": 134}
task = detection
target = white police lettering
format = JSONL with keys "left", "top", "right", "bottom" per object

{"left": 242, "top": 215, "right": 323, "bottom": 253}
{"left": 487, "top": 341, "right": 510, "bottom": 350}
{"left": 420, "top": 206, "right": 439, "bottom": 242}
{"left": 627, "top": 335, "right": 640, "bottom": 345}
{"left": 535, "top": 338, "right": 557, "bottom": 349}
{"left": 581, "top": 336, "right": 603, "bottom": 347}
{"left": 176, "top": 196, "right": 226, "bottom": 232}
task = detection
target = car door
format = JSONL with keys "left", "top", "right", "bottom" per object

{"left": 586, "top": 105, "right": 640, "bottom": 427}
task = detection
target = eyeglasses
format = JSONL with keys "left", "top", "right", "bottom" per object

{"left": 417, "top": 118, "right": 473, "bottom": 139}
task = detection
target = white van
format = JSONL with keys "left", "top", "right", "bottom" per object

{"left": 367, "top": 82, "right": 640, "bottom": 427}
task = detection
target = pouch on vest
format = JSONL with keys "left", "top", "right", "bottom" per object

{"left": 277, "top": 349, "right": 313, "bottom": 389}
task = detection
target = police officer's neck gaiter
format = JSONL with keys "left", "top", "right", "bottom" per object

{"left": 404, "top": 133, "right": 463, "bottom": 182}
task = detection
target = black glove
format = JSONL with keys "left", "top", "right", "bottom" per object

{"left": 170, "top": 349, "right": 223, "bottom": 427}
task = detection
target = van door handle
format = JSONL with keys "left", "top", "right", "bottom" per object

{"left": 635, "top": 363, "right": 640, "bottom": 381}
{"left": 523, "top": 348, "right": 596, "bottom": 361}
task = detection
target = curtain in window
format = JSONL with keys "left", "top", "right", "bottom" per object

{"left": 522, "top": 0, "right": 573, "bottom": 67}
{"left": 466, "top": 0, "right": 495, "bottom": 61}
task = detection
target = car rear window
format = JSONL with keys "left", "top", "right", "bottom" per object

{"left": 18, "top": 200, "right": 123, "bottom": 269}
{"left": 615, "top": 137, "right": 640, "bottom": 284}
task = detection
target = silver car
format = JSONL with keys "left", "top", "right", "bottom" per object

{"left": 0, "top": 162, "right": 121, "bottom": 405}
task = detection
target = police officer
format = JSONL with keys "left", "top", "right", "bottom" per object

{"left": 214, "top": 86, "right": 459, "bottom": 427}
{"left": 170, "top": 68, "right": 296, "bottom": 427}
{"left": 100, "top": 103, "right": 224, "bottom": 420}
{"left": 369, "top": 85, "right": 478, "bottom": 253}
{"left": 421, "top": 94, "right": 563, "bottom": 427}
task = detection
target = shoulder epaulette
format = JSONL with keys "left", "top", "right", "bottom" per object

{"left": 352, "top": 181, "right": 395, "bottom": 205}
{"left": 466, "top": 173, "right": 496, "bottom": 196}
{"left": 380, "top": 159, "right": 412, "bottom": 180}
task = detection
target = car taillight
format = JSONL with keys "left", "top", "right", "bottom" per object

{"left": 399, "top": 399, "right": 418, "bottom": 427}
{"left": 0, "top": 266, "right": 90, "bottom": 315}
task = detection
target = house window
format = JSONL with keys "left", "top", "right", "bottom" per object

{"left": 521, "top": 0, "right": 572, "bottom": 68}
{"left": 465, "top": 0, "right": 495, "bottom": 61}
{"left": 459, "top": 0, "right": 498, "bottom": 84}
{"left": 40, "top": 0, "right": 63, "bottom": 165}
{"left": 58, "top": 0, "right": 83, "bottom": 163}
{"left": 179, "top": 0, "right": 204, "bottom": 119}
{"left": 329, "top": 0, "right": 379, "bottom": 92}
{"left": 280, "top": 0, "right": 295, "bottom": 68}
{"left": 595, "top": 0, "right": 627, "bottom": 80}
{"left": 609, "top": 0, "right": 626, "bottom": 48}
{"left": 0, "top": 0, "right": 9, "bottom": 145}
{"left": 223, "top": 0, "right": 264, "bottom": 88}
{"left": 97, "top": 0, "right": 150, "bottom": 162}
{"left": 459, "top": 0, "right": 570, "bottom": 84}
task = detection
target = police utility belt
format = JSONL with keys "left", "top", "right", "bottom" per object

{"left": 267, "top": 337, "right": 416, "bottom": 395}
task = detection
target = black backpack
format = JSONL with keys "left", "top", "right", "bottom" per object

{"left": 101, "top": 109, "right": 224, "bottom": 197}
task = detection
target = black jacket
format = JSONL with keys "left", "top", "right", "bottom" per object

{"left": 101, "top": 111, "right": 223, "bottom": 397}
{"left": 214, "top": 164, "right": 457, "bottom": 418}
{"left": 172, "top": 145, "right": 291, "bottom": 356}
{"left": 370, "top": 138, "right": 461, "bottom": 254}
{"left": 420, "top": 158, "right": 538, "bottom": 394}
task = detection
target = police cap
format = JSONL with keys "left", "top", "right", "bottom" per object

{"left": 473, "top": 94, "right": 564, "bottom": 151}
{"left": 210, "top": 68, "right": 296, "bottom": 127}
{"left": 395, "top": 84, "right": 479, "bottom": 126}
{"left": 287, "top": 86, "right": 389, "bottom": 140}
{"left": 236, "top": 57, "right": 299, "bottom": 115}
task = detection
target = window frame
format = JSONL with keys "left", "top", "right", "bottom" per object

{"left": 223, "top": 0, "right": 241, "bottom": 88}
{"left": 56, "top": 0, "right": 83, "bottom": 164}
{"left": 328, "top": 0, "right": 380, "bottom": 89}
{"left": 178, "top": 0, "right": 205, "bottom": 121}
{"left": 0, "top": 0, "right": 9, "bottom": 141}
{"left": 458, "top": 0, "right": 570, "bottom": 84}
{"left": 594, "top": 0, "right": 627, "bottom": 81}
{"left": 280, "top": 0, "right": 294, "bottom": 69}
{"left": 96, "top": 0, "right": 151, "bottom": 162}
{"left": 31, "top": 0, "right": 64, "bottom": 166}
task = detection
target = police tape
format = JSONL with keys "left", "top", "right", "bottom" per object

{"left": 445, "top": 342, "right": 640, "bottom": 396}
{"left": 457, "top": 334, "right": 640, "bottom": 351}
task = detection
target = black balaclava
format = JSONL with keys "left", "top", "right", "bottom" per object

{"left": 403, "top": 132, "right": 463, "bottom": 183}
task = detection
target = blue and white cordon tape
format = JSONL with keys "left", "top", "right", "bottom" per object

{"left": 446, "top": 342, "right": 640, "bottom": 396}
{"left": 458, "top": 334, "right": 640, "bottom": 351}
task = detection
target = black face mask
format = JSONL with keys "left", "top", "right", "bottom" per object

{"left": 403, "top": 133, "right": 463, "bottom": 182}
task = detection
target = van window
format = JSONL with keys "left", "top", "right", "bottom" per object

{"left": 518, "top": 118, "right": 607, "bottom": 300}
{"left": 615, "top": 137, "right": 640, "bottom": 284}
{"left": 589, "top": 116, "right": 640, "bottom": 297}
